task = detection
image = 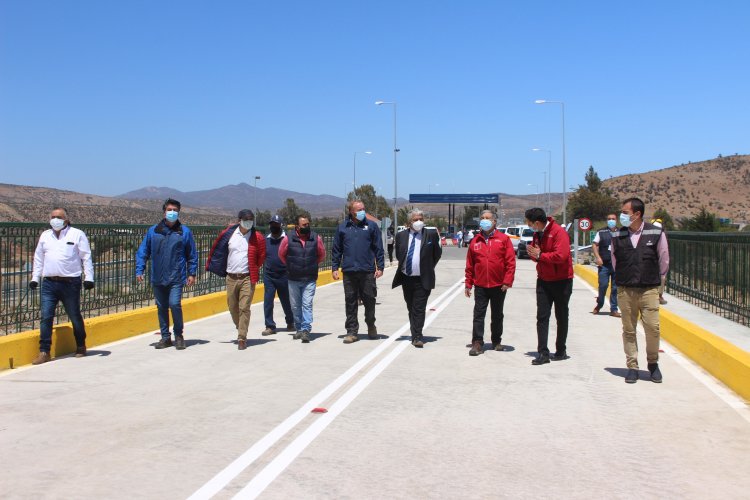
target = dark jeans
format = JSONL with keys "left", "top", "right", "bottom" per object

{"left": 401, "top": 275, "right": 431, "bottom": 340}
{"left": 343, "top": 271, "right": 376, "bottom": 333}
{"left": 472, "top": 286, "right": 506, "bottom": 344}
{"left": 153, "top": 284, "right": 184, "bottom": 339}
{"left": 39, "top": 277, "right": 86, "bottom": 352}
{"left": 263, "top": 273, "right": 294, "bottom": 329}
{"left": 387, "top": 243, "right": 394, "bottom": 263}
{"left": 596, "top": 262, "right": 618, "bottom": 312}
{"left": 536, "top": 278, "right": 573, "bottom": 355}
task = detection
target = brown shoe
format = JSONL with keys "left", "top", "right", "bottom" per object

{"left": 659, "top": 296, "right": 668, "bottom": 305}
{"left": 610, "top": 311, "right": 622, "bottom": 318}
{"left": 592, "top": 307, "right": 600, "bottom": 314}
{"left": 238, "top": 339, "right": 247, "bottom": 350}
{"left": 75, "top": 346, "right": 87, "bottom": 358}
{"left": 343, "top": 334, "right": 359, "bottom": 344}
{"left": 412, "top": 338, "right": 424, "bottom": 348}
{"left": 261, "top": 327, "right": 276, "bottom": 336}
{"left": 286, "top": 324, "right": 295, "bottom": 332}
{"left": 367, "top": 325, "right": 378, "bottom": 340}
{"left": 469, "top": 340, "right": 483, "bottom": 356}
{"left": 32, "top": 352, "right": 51, "bottom": 365}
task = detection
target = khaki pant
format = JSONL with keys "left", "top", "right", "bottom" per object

{"left": 618, "top": 286, "right": 660, "bottom": 369}
{"left": 226, "top": 276, "right": 255, "bottom": 339}
{"left": 658, "top": 275, "right": 666, "bottom": 297}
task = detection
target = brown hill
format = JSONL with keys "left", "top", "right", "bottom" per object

{"left": 602, "top": 154, "right": 750, "bottom": 222}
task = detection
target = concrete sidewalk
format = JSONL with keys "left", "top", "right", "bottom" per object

{"left": 1, "top": 247, "right": 749, "bottom": 500}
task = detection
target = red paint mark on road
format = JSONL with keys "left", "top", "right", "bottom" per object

{"left": 311, "top": 407, "right": 328, "bottom": 414}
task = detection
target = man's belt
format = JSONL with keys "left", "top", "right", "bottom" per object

{"left": 227, "top": 272, "right": 250, "bottom": 279}
{"left": 44, "top": 276, "right": 78, "bottom": 282}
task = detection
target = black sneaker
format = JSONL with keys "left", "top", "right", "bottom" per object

{"left": 155, "top": 338, "right": 173, "bottom": 349}
{"left": 531, "top": 353, "right": 550, "bottom": 365}
{"left": 625, "top": 368, "right": 639, "bottom": 384}
{"left": 552, "top": 352, "right": 568, "bottom": 361}
{"left": 648, "top": 363, "right": 662, "bottom": 383}
{"left": 300, "top": 330, "right": 310, "bottom": 343}
{"left": 175, "top": 336, "right": 186, "bottom": 350}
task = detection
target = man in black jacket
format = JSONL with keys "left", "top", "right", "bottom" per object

{"left": 392, "top": 209, "right": 442, "bottom": 348}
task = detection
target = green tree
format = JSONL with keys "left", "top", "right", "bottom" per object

{"left": 651, "top": 207, "right": 675, "bottom": 231}
{"left": 347, "top": 184, "right": 392, "bottom": 220}
{"left": 566, "top": 166, "right": 620, "bottom": 221}
{"left": 461, "top": 206, "right": 481, "bottom": 227}
{"left": 255, "top": 210, "right": 272, "bottom": 226}
{"left": 680, "top": 206, "right": 720, "bottom": 232}
{"left": 277, "top": 198, "right": 309, "bottom": 224}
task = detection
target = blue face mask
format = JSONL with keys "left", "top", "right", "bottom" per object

{"left": 607, "top": 219, "right": 617, "bottom": 229}
{"left": 355, "top": 210, "right": 366, "bottom": 221}
{"left": 165, "top": 210, "right": 179, "bottom": 223}
{"left": 479, "top": 219, "right": 493, "bottom": 232}
{"left": 619, "top": 213, "right": 631, "bottom": 228}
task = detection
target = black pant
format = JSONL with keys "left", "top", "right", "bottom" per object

{"left": 536, "top": 278, "right": 573, "bottom": 355}
{"left": 401, "top": 275, "right": 431, "bottom": 340}
{"left": 387, "top": 243, "right": 394, "bottom": 263}
{"left": 343, "top": 271, "right": 376, "bottom": 333}
{"left": 472, "top": 286, "right": 506, "bottom": 344}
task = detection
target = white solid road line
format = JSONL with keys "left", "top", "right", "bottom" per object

{"left": 188, "top": 279, "right": 465, "bottom": 500}
{"left": 576, "top": 276, "right": 750, "bottom": 420}
{"left": 232, "top": 281, "right": 466, "bottom": 499}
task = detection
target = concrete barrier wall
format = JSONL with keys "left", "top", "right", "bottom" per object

{"left": 574, "top": 264, "right": 750, "bottom": 401}
{"left": 0, "top": 270, "right": 337, "bottom": 371}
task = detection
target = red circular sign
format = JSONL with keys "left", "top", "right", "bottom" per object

{"left": 578, "top": 218, "right": 592, "bottom": 231}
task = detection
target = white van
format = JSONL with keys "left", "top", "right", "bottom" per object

{"left": 505, "top": 225, "right": 533, "bottom": 250}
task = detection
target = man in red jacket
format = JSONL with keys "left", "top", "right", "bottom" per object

{"left": 465, "top": 210, "right": 516, "bottom": 356}
{"left": 525, "top": 208, "right": 573, "bottom": 365}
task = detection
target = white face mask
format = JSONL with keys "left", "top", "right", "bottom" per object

{"left": 411, "top": 220, "right": 425, "bottom": 232}
{"left": 50, "top": 218, "right": 66, "bottom": 231}
{"left": 240, "top": 219, "right": 254, "bottom": 230}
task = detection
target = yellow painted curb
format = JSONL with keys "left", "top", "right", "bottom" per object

{"left": 1, "top": 270, "right": 336, "bottom": 371}
{"left": 574, "top": 264, "right": 750, "bottom": 401}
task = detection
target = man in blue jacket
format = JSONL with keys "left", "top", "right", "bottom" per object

{"left": 263, "top": 214, "right": 294, "bottom": 336}
{"left": 332, "top": 200, "right": 385, "bottom": 344}
{"left": 136, "top": 198, "right": 198, "bottom": 350}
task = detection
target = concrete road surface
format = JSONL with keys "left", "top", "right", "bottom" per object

{"left": 1, "top": 247, "right": 749, "bottom": 500}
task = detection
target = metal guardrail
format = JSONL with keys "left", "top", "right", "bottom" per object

{"left": 0, "top": 223, "right": 336, "bottom": 335}
{"left": 667, "top": 232, "right": 750, "bottom": 326}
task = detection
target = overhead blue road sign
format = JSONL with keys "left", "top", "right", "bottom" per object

{"left": 409, "top": 194, "right": 500, "bottom": 204}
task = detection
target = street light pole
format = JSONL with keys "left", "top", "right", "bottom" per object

{"left": 376, "top": 100, "right": 398, "bottom": 230}
{"left": 535, "top": 100, "right": 567, "bottom": 225}
{"left": 353, "top": 151, "right": 372, "bottom": 191}
{"left": 253, "top": 175, "right": 261, "bottom": 215}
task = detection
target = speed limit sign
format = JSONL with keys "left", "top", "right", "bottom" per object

{"left": 578, "top": 218, "right": 592, "bottom": 232}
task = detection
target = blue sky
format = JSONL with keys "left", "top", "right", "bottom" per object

{"left": 1, "top": 0, "right": 748, "bottom": 200}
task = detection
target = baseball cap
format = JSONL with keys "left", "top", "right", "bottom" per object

{"left": 270, "top": 215, "right": 283, "bottom": 224}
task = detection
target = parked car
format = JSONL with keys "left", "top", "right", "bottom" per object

{"left": 506, "top": 225, "right": 533, "bottom": 250}
{"left": 517, "top": 239, "right": 529, "bottom": 259}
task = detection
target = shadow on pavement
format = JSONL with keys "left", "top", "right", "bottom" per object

{"left": 604, "top": 367, "right": 649, "bottom": 380}
{"left": 219, "top": 339, "right": 276, "bottom": 346}
{"left": 82, "top": 350, "right": 111, "bottom": 357}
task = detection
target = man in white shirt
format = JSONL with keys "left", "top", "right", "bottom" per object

{"left": 29, "top": 207, "right": 95, "bottom": 364}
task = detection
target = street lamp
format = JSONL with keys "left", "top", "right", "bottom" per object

{"left": 353, "top": 151, "right": 372, "bottom": 190}
{"left": 253, "top": 175, "right": 261, "bottom": 215}
{"left": 375, "top": 100, "right": 399, "bottom": 230}
{"left": 532, "top": 148, "right": 552, "bottom": 214}
{"left": 534, "top": 99, "right": 567, "bottom": 225}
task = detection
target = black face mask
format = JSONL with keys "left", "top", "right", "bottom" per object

{"left": 270, "top": 224, "right": 281, "bottom": 235}
{"left": 299, "top": 227, "right": 311, "bottom": 235}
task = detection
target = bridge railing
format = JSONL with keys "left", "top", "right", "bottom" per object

{"left": 667, "top": 231, "right": 750, "bottom": 326}
{"left": 0, "top": 223, "right": 337, "bottom": 335}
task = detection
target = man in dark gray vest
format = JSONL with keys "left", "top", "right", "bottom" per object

{"left": 263, "top": 214, "right": 295, "bottom": 336}
{"left": 612, "top": 197, "right": 670, "bottom": 384}
{"left": 592, "top": 213, "right": 621, "bottom": 317}
{"left": 278, "top": 215, "right": 326, "bottom": 343}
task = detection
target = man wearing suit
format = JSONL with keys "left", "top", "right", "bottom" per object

{"left": 392, "top": 209, "right": 442, "bottom": 348}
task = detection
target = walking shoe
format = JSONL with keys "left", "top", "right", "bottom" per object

{"left": 492, "top": 343, "right": 508, "bottom": 351}
{"left": 343, "top": 334, "right": 359, "bottom": 344}
{"left": 592, "top": 307, "right": 600, "bottom": 314}
{"left": 531, "top": 353, "right": 550, "bottom": 365}
{"left": 367, "top": 325, "right": 378, "bottom": 339}
{"left": 155, "top": 338, "right": 173, "bottom": 349}
{"left": 551, "top": 351, "right": 568, "bottom": 361}
{"left": 659, "top": 296, "right": 668, "bottom": 305}
{"left": 293, "top": 331, "right": 302, "bottom": 340}
{"left": 175, "top": 336, "right": 186, "bottom": 350}
{"left": 469, "top": 340, "right": 483, "bottom": 356}
{"left": 75, "top": 345, "right": 87, "bottom": 358}
{"left": 262, "top": 327, "right": 276, "bottom": 336}
{"left": 238, "top": 339, "right": 247, "bottom": 350}
{"left": 648, "top": 363, "right": 663, "bottom": 383}
{"left": 412, "top": 338, "right": 424, "bottom": 348}
{"left": 625, "top": 368, "right": 639, "bottom": 384}
{"left": 610, "top": 311, "right": 622, "bottom": 318}
{"left": 286, "top": 324, "right": 295, "bottom": 331}
{"left": 32, "top": 352, "right": 51, "bottom": 365}
{"left": 300, "top": 330, "right": 310, "bottom": 343}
